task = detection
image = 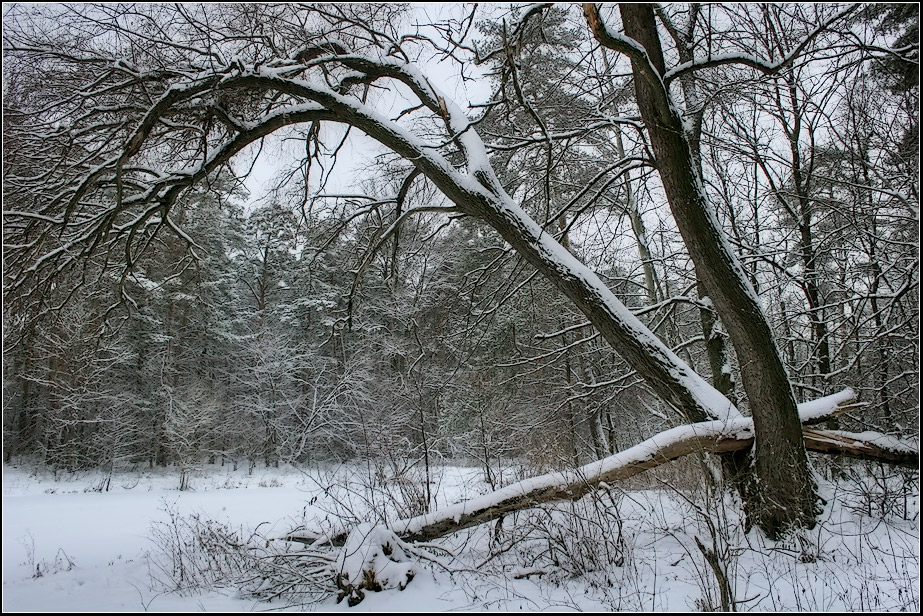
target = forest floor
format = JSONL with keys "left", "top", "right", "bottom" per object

{"left": 2, "top": 459, "right": 919, "bottom": 612}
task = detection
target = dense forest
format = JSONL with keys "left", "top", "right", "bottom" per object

{"left": 1, "top": 3, "right": 918, "bottom": 608}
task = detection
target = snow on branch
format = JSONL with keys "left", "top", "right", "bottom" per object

{"left": 583, "top": 4, "right": 650, "bottom": 65}
{"left": 797, "top": 387, "right": 864, "bottom": 424}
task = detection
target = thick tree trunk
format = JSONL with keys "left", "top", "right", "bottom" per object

{"left": 585, "top": 3, "right": 820, "bottom": 537}
{"left": 654, "top": 12, "right": 755, "bottom": 500}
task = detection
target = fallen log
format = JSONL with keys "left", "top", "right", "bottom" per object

{"left": 284, "top": 388, "right": 917, "bottom": 546}
{"left": 395, "top": 429, "right": 916, "bottom": 543}
{"left": 397, "top": 417, "right": 757, "bottom": 543}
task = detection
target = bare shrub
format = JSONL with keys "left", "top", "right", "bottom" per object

{"left": 841, "top": 461, "right": 919, "bottom": 521}
{"left": 482, "top": 487, "right": 629, "bottom": 583}
{"left": 147, "top": 500, "right": 340, "bottom": 605}
{"left": 147, "top": 501, "right": 253, "bottom": 594}
{"left": 18, "top": 531, "right": 76, "bottom": 579}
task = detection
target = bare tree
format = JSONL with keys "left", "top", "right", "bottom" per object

{"left": 581, "top": 3, "right": 868, "bottom": 535}
{"left": 2, "top": 5, "right": 738, "bottom": 420}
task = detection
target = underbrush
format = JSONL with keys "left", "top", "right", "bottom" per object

{"left": 133, "top": 458, "right": 918, "bottom": 611}
{"left": 146, "top": 500, "right": 340, "bottom": 606}
{"left": 18, "top": 530, "right": 77, "bottom": 579}
{"left": 147, "top": 502, "right": 254, "bottom": 594}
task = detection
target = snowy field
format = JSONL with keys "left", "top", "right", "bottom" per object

{"left": 2, "top": 461, "right": 919, "bottom": 612}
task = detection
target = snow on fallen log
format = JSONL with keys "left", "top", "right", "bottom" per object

{"left": 803, "top": 428, "right": 919, "bottom": 467}
{"left": 281, "top": 388, "right": 916, "bottom": 549}
{"left": 395, "top": 417, "right": 758, "bottom": 542}
{"left": 390, "top": 388, "right": 916, "bottom": 543}
{"left": 797, "top": 387, "right": 865, "bottom": 424}
{"left": 333, "top": 524, "right": 417, "bottom": 606}
{"left": 280, "top": 418, "right": 757, "bottom": 547}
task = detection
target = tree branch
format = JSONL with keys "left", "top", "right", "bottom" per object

{"left": 662, "top": 4, "right": 861, "bottom": 84}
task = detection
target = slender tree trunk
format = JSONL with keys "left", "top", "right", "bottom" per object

{"left": 782, "top": 79, "right": 832, "bottom": 392}
{"left": 610, "top": 119, "right": 661, "bottom": 307}
{"left": 577, "top": 350, "right": 610, "bottom": 459}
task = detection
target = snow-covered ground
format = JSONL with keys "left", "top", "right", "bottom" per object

{"left": 2, "top": 461, "right": 919, "bottom": 612}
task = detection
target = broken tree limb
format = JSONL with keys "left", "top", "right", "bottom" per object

{"left": 796, "top": 387, "right": 867, "bottom": 425}
{"left": 391, "top": 389, "right": 916, "bottom": 543}
{"left": 283, "top": 389, "right": 917, "bottom": 546}
{"left": 395, "top": 418, "right": 758, "bottom": 543}
{"left": 282, "top": 419, "right": 758, "bottom": 547}
{"left": 803, "top": 429, "right": 918, "bottom": 468}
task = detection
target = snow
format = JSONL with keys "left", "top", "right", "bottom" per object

{"left": 664, "top": 52, "right": 774, "bottom": 82}
{"left": 797, "top": 387, "right": 857, "bottom": 422}
{"left": 336, "top": 524, "right": 417, "bottom": 597}
{"left": 2, "top": 461, "right": 918, "bottom": 612}
{"left": 819, "top": 430, "right": 919, "bottom": 455}
{"left": 1, "top": 465, "right": 314, "bottom": 611}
